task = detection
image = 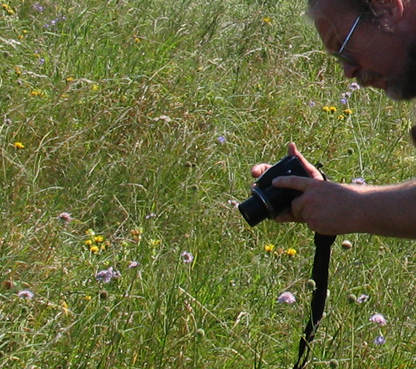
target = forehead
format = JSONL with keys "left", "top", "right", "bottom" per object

{"left": 312, "top": 2, "right": 360, "bottom": 48}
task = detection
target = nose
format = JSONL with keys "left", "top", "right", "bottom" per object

{"left": 343, "top": 63, "right": 360, "bottom": 79}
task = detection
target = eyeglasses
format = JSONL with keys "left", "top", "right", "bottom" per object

{"left": 332, "top": 14, "right": 362, "bottom": 65}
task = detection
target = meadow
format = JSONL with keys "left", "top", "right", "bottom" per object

{"left": 1, "top": 0, "right": 416, "bottom": 368}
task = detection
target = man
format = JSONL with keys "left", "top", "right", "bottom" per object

{"left": 252, "top": 0, "right": 416, "bottom": 238}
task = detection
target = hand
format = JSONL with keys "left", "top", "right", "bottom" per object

{"left": 251, "top": 142, "right": 323, "bottom": 180}
{"left": 251, "top": 142, "right": 361, "bottom": 235}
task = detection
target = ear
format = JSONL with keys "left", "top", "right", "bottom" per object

{"left": 370, "top": 0, "right": 404, "bottom": 26}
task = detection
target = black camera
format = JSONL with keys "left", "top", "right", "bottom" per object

{"left": 238, "top": 156, "right": 309, "bottom": 227}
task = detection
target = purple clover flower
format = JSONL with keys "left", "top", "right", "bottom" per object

{"left": 96, "top": 267, "right": 121, "bottom": 283}
{"left": 369, "top": 313, "right": 387, "bottom": 326}
{"left": 278, "top": 291, "right": 296, "bottom": 304}
{"left": 18, "top": 290, "right": 34, "bottom": 299}
{"left": 181, "top": 251, "right": 194, "bottom": 264}
{"left": 374, "top": 336, "right": 386, "bottom": 345}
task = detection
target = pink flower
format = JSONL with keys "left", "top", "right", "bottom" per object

{"left": 57, "top": 212, "right": 73, "bottom": 222}
{"left": 278, "top": 291, "right": 296, "bottom": 304}
{"left": 369, "top": 313, "right": 387, "bottom": 326}
{"left": 18, "top": 290, "right": 34, "bottom": 299}
{"left": 181, "top": 251, "right": 194, "bottom": 264}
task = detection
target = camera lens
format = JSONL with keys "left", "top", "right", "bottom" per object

{"left": 238, "top": 195, "right": 269, "bottom": 227}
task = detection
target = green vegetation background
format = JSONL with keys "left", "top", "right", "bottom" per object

{"left": 1, "top": 0, "right": 416, "bottom": 368}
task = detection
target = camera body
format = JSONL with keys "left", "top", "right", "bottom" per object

{"left": 238, "top": 156, "right": 309, "bottom": 227}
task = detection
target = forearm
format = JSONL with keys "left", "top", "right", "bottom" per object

{"left": 354, "top": 180, "right": 416, "bottom": 238}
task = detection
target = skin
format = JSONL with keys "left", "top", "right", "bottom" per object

{"left": 252, "top": 143, "right": 416, "bottom": 238}
{"left": 250, "top": 0, "right": 416, "bottom": 238}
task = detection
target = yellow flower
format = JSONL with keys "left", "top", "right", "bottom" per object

{"left": 134, "top": 37, "right": 141, "bottom": 43}
{"left": 14, "top": 66, "right": 21, "bottom": 76}
{"left": 84, "top": 295, "right": 92, "bottom": 301}
{"left": 286, "top": 248, "right": 297, "bottom": 256}
{"left": 91, "top": 84, "right": 99, "bottom": 91}
{"left": 263, "top": 16, "right": 272, "bottom": 24}
{"left": 322, "top": 106, "right": 330, "bottom": 112}
{"left": 264, "top": 243, "right": 275, "bottom": 253}
{"left": 30, "top": 89, "right": 44, "bottom": 97}
{"left": 94, "top": 235, "right": 104, "bottom": 243}
{"left": 84, "top": 239, "right": 93, "bottom": 246}
{"left": 90, "top": 245, "right": 99, "bottom": 253}
{"left": 343, "top": 108, "right": 353, "bottom": 115}
{"left": 149, "top": 239, "right": 161, "bottom": 247}
{"left": 329, "top": 106, "right": 337, "bottom": 113}
{"left": 14, "top": 141, "right": 25, "bottom": 149}
{"left": 65, "top": 77, "right": 75, "bottom": 83}
{"left": 337, "top": 114, "right": 345, "bottom": 121}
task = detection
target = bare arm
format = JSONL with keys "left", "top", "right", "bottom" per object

{"left": 251, "top": 142, "right": 416, "bottom": 239}
{"left": 272, "top": 176, "right": 416, "bottom": 239}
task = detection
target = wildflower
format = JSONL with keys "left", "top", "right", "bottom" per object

{"left": 344, "top": 108, "right": 353, "bottom": 115}
{"left": 84, "top": 295, "right": 92, "bottom": 301}
{"left": 322, "top": 106, "right": 330, "bottom": 113}
{"left": 96, "top": 267, "right": 121, "bottom": 283}
{"left": 91, "top": 84, "right": 99, "bottom": 91}
{"left": 149, "top": 239, "right": 161, "bottom": 247}
{"left": 145, "top": 212, "right": 157, "bottom": 219}
{"left": 134, "top": 37, "right": 141, "bottom": 43}
{"left": 65, "top": 77, "right": 75, "bottom": 83}
{"left": 337, "top": 114, "right": 345, "bottom": 121}
{"left": 90, "top": 245, "right": 99, "bottom": 253}
{"left": 340, "top": 98, "right": 348, "bottom": 105}
{"left": 349, "top": 82, "right": 361, "bottom": 91}
{"left": 30, "top": 89, "right": 44, "bottom": 97}
{"left": 374, "top": 336, "right": 386, "bottom": 345}
{"left": 181, "top": 251, "right": 194, "bottom": 264}
{"left": 278, "top": 291, "right": 296, "bottom": 304}
{"left": 18, "top": 290, "right": 34, "bottom": 299}
{"left": 329, "top": 106, "right": 337, "bottom": 113}
{"left": 217, "top": 136, "right": 226, "bottom": 144}
{"left": 14, "top": 141, "right": 24, "bottom": 149}
{"left": 94, "top": 235, "right": 104, "bottom": 243}
{"left": 342, "top": 91, "right": 352, "bottom": 99}
{"left": 263, "top": 16, "right": 272, "bottom": 25}
{"left": 264, "top": 244, "right": 275, "bottom": 253}
{"left": 308, "top": 100, "right": 316, "bottom": 107}
{"left": 227, "top": 199, "right": 239, "bottom": 208}
{"left": 352, "top": 177, "right": 367, "bottom": 185}
{"left": 14, "top": 66, "right": 22, "bottom": 76}
{"left": 128, "top": 261, "right": 140, "bottom": 269}
{"left": 57, "top": 212, "right": 72, "bottom": 222}
{"left": 286, "top": 248, "right": 297, "bottom": 256}
{"left": 33, "top": 3, "right": 44, "bottom": 12}
{"left": 357, "top": 294, "right": 369, "bottom": 303}
{"left": 84, "top": 239, "right": 93, "bottom": 246}
{"left": 369, "top": 313, "right": 387, "bottom": 326}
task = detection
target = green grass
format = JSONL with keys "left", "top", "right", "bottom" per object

{"left": 1, "top": 0, "right": 416, "bottom": 368}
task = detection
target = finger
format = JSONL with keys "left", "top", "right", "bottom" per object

{"left": 287, "top": 142, "right": 324, "bottom": 180}
{"left": 251, "top": 163, "right": 271, "bottom": 178}
{"left": 272, "top": 175, "right": 313, "bottom": 192}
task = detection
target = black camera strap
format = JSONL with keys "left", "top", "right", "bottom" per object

{"left": 293, "top": 232, "right": 336, "bottom": 369}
